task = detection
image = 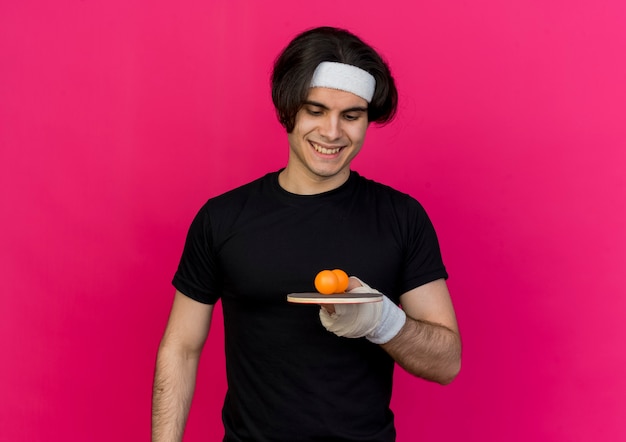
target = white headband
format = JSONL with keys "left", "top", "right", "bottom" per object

{"left": 309, "top": 61, "right": 376, "bottom": 103}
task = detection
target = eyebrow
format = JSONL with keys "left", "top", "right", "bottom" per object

{"left": 304, "top": 100, "right": 368, "bottom": 114}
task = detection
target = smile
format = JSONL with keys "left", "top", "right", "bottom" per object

{"left": 311, "top": 142, "right": 342, "bottom": 155}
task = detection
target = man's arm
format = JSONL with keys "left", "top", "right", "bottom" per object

{"left": 382, "top": 278, "right": 461, "bottom": 384}
{"left": 152, "top": 290, "right": 214, "bottom": 442}
{"left": 320, "top": 278, "right": 461, "bottom": 384}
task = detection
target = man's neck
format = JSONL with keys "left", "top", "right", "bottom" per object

{"left": 278, "top": 167, "right": 350, "bottom": 195}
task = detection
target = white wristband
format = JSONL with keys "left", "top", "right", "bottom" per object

{"left": 366, "top": 295, "right": 406, "bottom": 344}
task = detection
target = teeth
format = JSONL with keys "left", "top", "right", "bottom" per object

{"left": 312, "top": 142, "right": 340, "bottom": 155}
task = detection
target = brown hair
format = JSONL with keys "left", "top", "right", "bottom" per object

{"left": 271, "top": 27, "right": 398, "bottom": 133}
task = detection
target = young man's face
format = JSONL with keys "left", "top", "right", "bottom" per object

{"left": 284, "top": 87, "right": 369, "bottom": 193}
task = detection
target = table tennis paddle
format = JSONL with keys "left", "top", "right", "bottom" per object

{"left": 287, "top": 292, "right": 383, "bottom": 304}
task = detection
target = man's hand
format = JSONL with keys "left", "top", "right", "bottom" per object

{"left": 319, "top": 277, "right": 406, "bottom": 344}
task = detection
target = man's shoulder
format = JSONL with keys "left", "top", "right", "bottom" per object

{"left": 353, "top": 172, "right": 420, "bottom": 204}
{"left": 207, "top": 171, "right": 278, "bottom": 205}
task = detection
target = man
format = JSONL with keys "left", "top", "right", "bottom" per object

{"left": 152, "top": 26, "right": 461, "bottom": 442}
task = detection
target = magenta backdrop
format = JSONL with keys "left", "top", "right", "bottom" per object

{"left": 1, "top": 1, "right": 625, "bottom": 441}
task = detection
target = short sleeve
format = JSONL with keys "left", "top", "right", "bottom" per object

{"left": 400, "top": 199, "right": 448, "bottom": 293}
{"left": 172, "top": 204, "right": 222, "bottom": 304}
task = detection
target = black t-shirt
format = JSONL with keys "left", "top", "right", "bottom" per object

{"left": 173, "top": 171, "right": 448, "bottom": 441}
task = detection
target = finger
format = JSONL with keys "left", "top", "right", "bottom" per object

{"left": 320, "top": 303, "right": 336, "bottom": 314}
{"left": 347, "top": 276, "right": 363, "bottom": 291}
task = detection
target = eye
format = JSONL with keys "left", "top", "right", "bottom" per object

{"left": 306, "top": 107, "right": 323, "bottom": 116}
{"left": 343, "top": 113, "right": 361, "bottom": 121}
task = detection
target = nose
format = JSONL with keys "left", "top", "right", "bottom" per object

{"left": 319, "top": 115, "right": 342, "bottom": 140}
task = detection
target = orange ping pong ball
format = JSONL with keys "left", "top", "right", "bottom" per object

{"left": 332, "top": 269, "right": 349, "bottom": 293}
{"left": 314, "top": 270, "right": 339, "bottom": 295}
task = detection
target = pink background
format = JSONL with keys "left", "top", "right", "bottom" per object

{"left": 1, "top": 1, "right": 625, "bottom": 441}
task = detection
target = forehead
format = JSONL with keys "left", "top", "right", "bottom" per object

{"left": 305, "top": 87, "right": 368, "bottom": 110}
